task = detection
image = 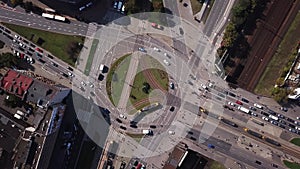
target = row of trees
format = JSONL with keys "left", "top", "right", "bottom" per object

{"left": 0, "top": 52, "right": 19, "bottom": 69}
{"left": 218, "top": 0, "right": 266, "bottom": 58}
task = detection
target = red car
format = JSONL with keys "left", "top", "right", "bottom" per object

{"left": 136, "top": 163, "right": 142, "bottom": 169}
{"left": 36, "top": 47, "right": 43, "bottom": 53}
{"left": 236, "top": 100, "right": 243, "bottom": 105}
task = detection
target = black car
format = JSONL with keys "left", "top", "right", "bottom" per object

{"left": 268, "top": 110, "right": 276, "bottom": 116}
{"left": 288, "top": 124, "right": 296, "bottom": 128}
{"left": 98, "top": 74, "right": 104, "bottom": 81}
{"left": 287, "top": 118, "right": 295, "bottom": 123}
{"left": 119, "top": 126, "right": 126, "bottom": 130}
{"left": 179, "top": 27, "right": 184, "bottom": 35}
{"left": 189, "top": 136, "right": 196, "bottom": 141}
{"left": 255, "top": 160, "right": 262, "bottom": 165}
{"left": 241, "top": 98, "right": 249, "bottom": 103}
{"left": 188, "top": 131, "right": 193, "bottom": 135}
{"left": 279, "top": 119, "right": 286, "bottom": 125}
{"left": 67, "top": 67, "right": 74, "bottom": 71}
{"left": 130, "top": 124, "right": 138, "bottom": 128}
{"left": 249, "top": 107, "right": 257, "bottom": 111}
{"left": 47, "top": 54, "right": 54, "bottom": 59}
{"left": 261, "top": 111, "right": 269, "bottom": 117}
{"left": 116, "top": 118, "right": 122, "bottom": 123}
{"left": 38, "top": 59, "right": 46, "bottom": 64}
{"left": 149, "top": 125, "right": 156, "bottom": 129}
{"left": 170, "top": 106, "right": 175, "bottom": 112}
{"left": 228, "top": 92, "right": 236, "bottom": 97}
{"left": 279, "top": 124, "right": 285, "bottom": 129}
{"left": 130, "top": 121, "right": 137, "bottom": 125}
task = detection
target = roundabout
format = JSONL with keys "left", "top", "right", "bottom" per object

{"left": 72, "top": 12, "right": 219, "bottom": 161}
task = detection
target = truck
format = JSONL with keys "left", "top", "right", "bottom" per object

{"left": 238, "top": 106, "right": 250, "bottom": 114}
{"left": 142, "top": 129, "right": 153, "bottom": 135}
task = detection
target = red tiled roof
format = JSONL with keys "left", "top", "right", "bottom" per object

{"left": 1, "top": 70, "right": 33, "bottom": 98}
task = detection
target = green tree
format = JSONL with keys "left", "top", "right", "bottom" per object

{"left": 271, "top": 87, "right": 288, "bottom": 103}
{"left": 4, "top": 94, "right": 21, "bottom": 108}
{"left": 0, "top": 53, "right": 19, "bottom": 68}
{"left": 222, "top": 22, "right": 238, "bottom": 48}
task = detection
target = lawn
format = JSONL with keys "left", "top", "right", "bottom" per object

{"left": 290, "top": 138, "right": 300, "bottom": 147}
{"left": 255, "top": 12, "right": 300, "bottom": 96}
{"left": 2, "top": 23, "right": 84, "bottom": 66}
{"left": 210, "top": 161, "right": 226, "bottom": 169}
{"left": 126, "top": 133, "right": 145, "bottom": 143}
{"left": 284, "top": 160, "right": 300, "bottom": 169}
{"left": 190, "top": 0, "right": 203, "bottom": 15}
{"left": 84, "top": 39, "right": 99, "bottom": 76}
{"left": 110, "top": 55, "right": 132, "bottom": 106}
{"left": 106, "top": 54, "right": 132, "bottom": 106}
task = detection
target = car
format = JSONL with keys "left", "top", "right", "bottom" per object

{"left": 262, "top": 116, "right": 269, "bottom": 121}
{"left": 280, "top": 107, "right": 288, "bottom": 112}
{"left": 26, "top": 57, "right": 34, "bottom": 64}
{"left": 268, "top": 110, "right": 276, "bottom": 116}
{"left": 295, "top": 126, "right": 300, "bottom": 131}
{"left": 130, "top": 124, "right": 138, "bottom": 128}
{"left": 188, "top": 131, "right": 193, "bottom": 135}
{"left": 153, "top": 47, "right": 160, "bottom": 52}
{"left": 251, "top": 112, "right": 258, "bottom": 117}
{"left": 189, "top": 136, "right": 196, "bottom": 141}
{"left": 249, "top": 106, "right": 257, "bottom": 111}
{"left": 119, "top": 126, "right": 127, "bottom": 130}
{"left": 279, "top": 124, "right": 285, "bottom": 129}
{"left": 168, "top": 131, "right": 175, "bottom": 135}
{"left": 287, "top": 118, "right": 295, "bottom": 123}
{"left": 208, "top": 144, "right": 215, "bottom": 149}
{"left": 164, "top": 52, "right": 171, "bottom": 59}
{"left": 119, "top": 114, "right": 127, "bottom": 119}
{"left": 138, "top": 47, "right": 146, "bottom": 52}
{"left": 255, "top": 160, "right": 262, "bottom": 165}
{"left": 200, "top": 84, "right": 208, "bottom": 90}
{"left": 51, "top": 62, "right": 58, "bottom": 67}
{"left": 68, "top": 72, "right": 74, "bottom": 77}
{"left": 120, "top": 161, "right": 126, "bottom": 169}
{"left": 149, "top": 125, "right": 156, "bottom": 129}
{"left": 295, "top": 121, "right": 300, "bottom": 126}
{"left": 113, "top": 1, "right": 118, "bottom": 8}
{"left": 277, "top": 114, "right": 285, "bottom": 119}
{"left": 79, "top": 6, "right": 86, "bottom": 11}
{"left": 163, "top": 59, "right": 170, "bottom": 66}
{"left": 270, "top": 120, "right": 278, "bottom": 126}
{"left": 179, "top": 27, "right": 184, "bottom": 35}
{"left": 19, "top": 42, "right": 26, "bottom": 48}
{"left": 289, "top": 128, "right": 297, "bottom": 133}
{"left": 170, "top": 106, "right": 175, "bottom": 112}
{"left": 47, "top": 54, "right": 54, "bottom": 59}
{"left": 67, "top": 67, "right": 74, "bottom": 71}
{"left": 279, "top": 119, "right": 286, "bottom": 125}
{"left": 226, "top": 102, "right": 234, "bottom": 107}
{"left": 35, "top": 47, "right": 43, "bottom": 53}
{"left": 169, "top": 82, "right": 175, "bottom": 89}
{"left": 81, "top": 81, "right": 86, "bottom": 86}
{"left": 86, "top": 2, "right": 93, "bottom": 7}
{"left": 38, "top": 59, "right": 46, "bottom": 64}
{"left": 117, "top": 1, "right": 123, "bottom": 11}
{"left": 271, "top": 164, "right": 278, "bottom": 168}
{"left": 288, "top": 123, "right": 296, "bottom": 128}
{"left": 151, "top": 23, "right": 163, "bottom": 30}
{"left": 241, "top": 98, "right": 249, "bottom": 103}
{"left": 297, "top": 117, "right": 300, "bottom": 120}
{"left": 236, "top": 100, "right": 243, "bottom": 105}
{"left": 116, "top": 118, "right": 122, "bottom": 123}
{"left": 14, "top": 34, "right": 21, "bottom": 40}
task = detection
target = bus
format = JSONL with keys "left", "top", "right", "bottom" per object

{"left": 42, "top": 13, "right": 54, "bottom": 19}
{"left": 42, "top": 13, "right": 69, "bottom": 23}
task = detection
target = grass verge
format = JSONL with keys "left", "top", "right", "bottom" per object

{"left": 254, "top": 12, "right": 300, "bottom": 96}
{"left": 126, "top": 133, "right": 145, "bottom": 143}
{"left": 106, "top": 54, "right": 132, "bottom": 106}
{"left": 2, "top": 23, "right": 84, "bottom": 66}
{"left": 201, "top": 0, "right": 215, "bottom": 23}
{"left": 284, "top": 160, "right": 300, "bottom": 169}
{"left": 190, "top": 0, "right": 203, "bottom": 15}
{"left": 84, "top": 39, "right": 99, "bottom": 76}
{"left": 290, "top": 138, "right": 300, "bottom": 147}
{"left": 210, "top": 161, "right": 226, "bottom": 169}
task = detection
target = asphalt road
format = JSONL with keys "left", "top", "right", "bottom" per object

{"left": 0, "top": 6, "right": 89, "bottom": 36}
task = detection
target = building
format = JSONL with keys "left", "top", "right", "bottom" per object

{"left": 0, "top": 70, "right": 33, "bottom": 100}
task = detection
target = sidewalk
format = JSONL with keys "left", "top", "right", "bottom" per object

{"left": 117, "top": 52, "right": 140, "bottom": 110}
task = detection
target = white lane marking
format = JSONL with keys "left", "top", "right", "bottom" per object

{"left": 0, "top": 15, "right": 30, "bottom": 23}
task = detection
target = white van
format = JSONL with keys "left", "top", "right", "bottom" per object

{"left": 16, "top": 110, "right": 24, "bottom": 116}
{"left": 79, "top": 6, "right": 86, "bottom": 11}
{"left": 14, "top": 114, "right": 22, "bottom": 119}
{"left": 117, "top": 1, "right": 123, "bottom": 11}
{"left": 254, "top": 103, "right": 263, "bottom": 109}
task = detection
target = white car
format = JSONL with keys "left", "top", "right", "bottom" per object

{"left": 90, "top": 84, "right": 94, "bottom": 88}
{"left": 200, "top": 84, "right": 208, "bottom": 90}
{"left": 153, "top": 47, "right": 160, "bottom": 52}
{"left": 119, "top": 114, "right": 127, "bottom": 119}
{"left": 163, "top": 59, "right": 170, "bottom": 66}
{"left": 262, "top": 116, "right": 269, "bottom": 121}
{"left": 14, "top": 34, "right": 21, "bottom": 40}
{"left": 113, "top": 1, "right": 118, "bottom": 9}
{"left": 295, "top": 126, "right": 300, "bottom": 130}
{"left": 81, "top": 81, "right": 86, "bottom": 86}
{"left": 297, "top": 117, "right": 299, "bottom": 120}
{"left": 168, "top": 131, "right": 175, "bottom": 135}
{"left": 228, "top": 102, "right": 235, "bottom": 106}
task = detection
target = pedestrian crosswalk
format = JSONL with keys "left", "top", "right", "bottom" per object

{"left": 86, "top": 23, "right": 98, "bottom": 37}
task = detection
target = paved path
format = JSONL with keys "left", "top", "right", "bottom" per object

{"left": 117, "top": 52, "right": 140, "bottom": 111}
